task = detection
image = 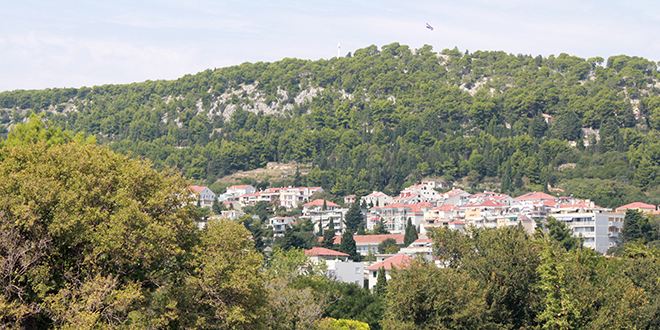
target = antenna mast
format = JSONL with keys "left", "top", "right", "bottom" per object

{"left": 338, "top": 42, "right": 341, "bottom": 58}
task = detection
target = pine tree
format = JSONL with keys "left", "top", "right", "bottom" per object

{"left": 322, "top": 219, "right": 335, "bottom": 249}
{"left": 404, "top": 218, "right": 418, "bottom": 246}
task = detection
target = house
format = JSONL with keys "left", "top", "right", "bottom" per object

{"left": 615, "top": 202, "right": 656, "bottom": 214}
{"left": 328, "top": 234, "right": 406, "bottom": 255}
{"left": 420, "top": 179, "right": 452, "bottom": 190}
{"left": 280, "top": 186, "right": 324, "bottom": 209}
{"left": 360, "top": 191, "right": 394, "bottom": 208}
{"left": 447, "top": 220, "right": 465, "bottom": 231}
{"left": 365, "top": 254, "right": 413, "bottom": 291}
{"left": 344, "top": 195, "right": 357, "bottom": 205}
{"left": 395, "top": 183, "right": 443, "bottom": 205}
{"left": 269, "top": 216, "right": 297, "bottom": 237}
{"left": 367, "top": 203, "right": 431, "bottom": 234}
{"left": 461, "top": 200, "right": 510, "bottom": 229}
{"left": 236, "top": 186, "right": 324, "bottom": 209}
{"left": 399, "top": 236, "right": 434, "bottom": 260}
{"left": 305, "top": 247, "right": 364, "bottom": 285}
{"left": 421, "top": 204, "right": 462, "bottom": 233}
{"left": 188, "top": 185, "right": 216, "bottom": 208}
{"left": 496, "top": 215, "right": 535, "bottom": 235}
{"left": 221, "top": 185, "right": 256, "bottom": 201}
{"left": 442, "top": 188, "right": 470, "bottom": 206}
{"left": 302, "top": 199, "right": 341, "bottom": 213}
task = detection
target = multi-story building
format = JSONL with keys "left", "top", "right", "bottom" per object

{"left": 552, "top": 212, "right": 625, "bottom": 254}
{"left": 367, "top": 203, "right": 432, "bottom": 234}
{"left": 442, "top": 188, "right": 470, "bottom": 206}
{"left": 237, "top": 186, "right": 324, "bottom": 209}
{"left": 300, "top": 199, "right": 346, "bottom": 235}
{"left": 395, "top": 183, "right": 443, "bottom": 205}
{"left": 360, "top": 191, "right": 394, "bottom": 207}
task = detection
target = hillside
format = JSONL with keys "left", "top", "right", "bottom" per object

{"left": 1, "top": 43, "right": 660, "bottom": 207}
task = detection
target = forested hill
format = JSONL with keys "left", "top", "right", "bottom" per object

{"left": 2, "top": 43, "right": 660, "bottom": 207}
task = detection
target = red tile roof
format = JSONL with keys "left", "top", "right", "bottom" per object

{"left": 303, "top": 199, "right": 340, "bottom": 208}
{"left": 462, "top": 200, "right": 508, "bottom": 208}
{"left": 366, "top": 254, "right": 413, "bottom": 270}
{"left": 431, "top": 204, "right": 460, "bottom": 211}
{"left": 444, "top": 188, "right": 467, "bottom": 197}
{"left": 188, "top": 185, "right": 207, "bottom": 193}
{"left": 305, "top": 247, "right": 349, "bottom": 257}
{"left": 228, "top": 185, "right": 252, "bottom": 190}
{"left": 616, "top": 202, "right": 656, "bottom": 210}
{"left": 514, "top": 191, "right": 557, "bottom": 201}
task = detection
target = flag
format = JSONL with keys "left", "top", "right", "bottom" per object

{"left": 426, "top": 23, "right": 434, "bottom": 31}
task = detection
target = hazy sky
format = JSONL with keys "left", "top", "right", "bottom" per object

{"left": 1, "top": 0, "right": 659, "bottom": 92}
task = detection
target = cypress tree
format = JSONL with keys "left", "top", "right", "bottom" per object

{"left": 344, "top": 201, "right": 363, "bottom": 233}
{"left": 339, "top": 229, "right": 359, "bottom": 261}
{"left": 322, "top": 219, "right": 335, "bottom": 249}
{"left": 376, "top": 266, "right": 388, "bottom": 296}
{"left": 404, "top": 218, "right": 418, "bottom": 246}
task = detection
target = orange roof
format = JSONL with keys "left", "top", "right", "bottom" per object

{"left": 228, "top": 185, "right": 252, "bottom": 189}
{"left": 449, "top": 220, "right": 464, "bottom": 225}
{"left": 431, "top": 204, "right": 460, "bottom": 211}
{"left": 303, "top": 199, "right": 340, "bottom": 208}
{"left": 366, "top": 254, "right": 413, "bottom": 270}
{"left": 444, "top": 188, "right": 467, "bottom": 197}
{"left": 188, "top": 185, "right": 207, "bottom": 193}
{"left": 514, "top": 191, "right": 557, "bottom": 201}
{"left": 305, "top": 247, "right": 349, "bottom": 257}
{"left": 462, "top": 200, "right": 508, "bottom": 208}
{"left": 616, "top": 202, "right": 656, "bottom": 210}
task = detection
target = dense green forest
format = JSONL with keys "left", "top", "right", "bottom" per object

{"left": 2, "top": 43, "right": 660, "bottom": 207}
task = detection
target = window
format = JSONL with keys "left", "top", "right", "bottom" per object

{"left": 356, "top": 267, "right": 361, "bottom": 274}
{"left": 373, "top": 271, "right": 377, "bottom": 278}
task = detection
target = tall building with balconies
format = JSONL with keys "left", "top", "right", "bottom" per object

{"left": 553, "top": 212, "right": 624, "bottom": 254}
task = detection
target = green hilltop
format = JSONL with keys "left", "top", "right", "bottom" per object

{"left": 1, "top": 43, "right": 660, "bottom": 207}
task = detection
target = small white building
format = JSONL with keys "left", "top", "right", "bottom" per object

{"left": 305, "top": 247, "right": 364, "bottom": 286}
{"left": 221, "top": 185, "right": 256, "bottom": 201}
{"left": 269, "top": 216, "right": 297, "bottom": 237}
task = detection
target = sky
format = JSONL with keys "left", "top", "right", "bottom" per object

{"left": 1, "top": 0, "right": 659, "bottom": 92}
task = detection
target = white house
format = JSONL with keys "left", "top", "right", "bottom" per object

{"left": 305, "top": 247, "right": 364, "bottom": 286}
{"left": 188, "top": 186, "right": 216, "bottom": 208}
{"left": 269, "top": 216, "right": 297, "bottom": 237}
{"left": 361, "top": 191, "right": 394, "bottom": 208}
{"left": 365, "top": 254, "right": 413, "bottom": 291}
{"left": 221, "top": 185, "right": 256, "bottom": 201}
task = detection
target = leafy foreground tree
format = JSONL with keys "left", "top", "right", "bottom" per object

{"left": 0, "top": 141, "right": 267, "bottom": 329}
{"left": 383, "top": 225, "right": 660, "bottom": 329}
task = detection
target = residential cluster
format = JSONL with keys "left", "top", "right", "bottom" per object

{"left": 186, "top": 181, "right": 660, "bottom": 290}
